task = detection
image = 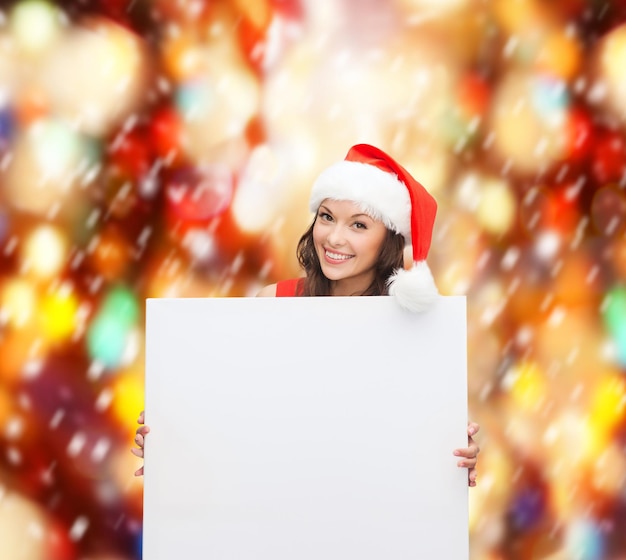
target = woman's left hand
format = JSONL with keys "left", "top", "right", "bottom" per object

{"left": 453, "top": 422, "right": 480, "bottom": 487}
{"left": 131, "top": 410, "right": 150, "bottom": 477}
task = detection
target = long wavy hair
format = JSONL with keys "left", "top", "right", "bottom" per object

{"left": 295, "top": 215, "right": 405, "bottom": 296}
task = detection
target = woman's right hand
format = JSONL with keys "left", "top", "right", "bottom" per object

{"left": 131, "top": 410, "right": 150, "bottom": 476}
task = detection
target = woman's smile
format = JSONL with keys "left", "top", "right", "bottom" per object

{"left": 324, "top": 249, "right": 355, "bottom": 263}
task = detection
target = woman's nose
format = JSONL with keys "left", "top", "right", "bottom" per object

{"left": 327, "top": 225, "right": 345, "bottom": 246}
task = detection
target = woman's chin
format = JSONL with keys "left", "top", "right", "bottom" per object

{"left": 320, "top": 264, "right": 350, "bottom": 282}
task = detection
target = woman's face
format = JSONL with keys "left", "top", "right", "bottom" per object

{"left": 312, "top": 199, "right": 388, "bottom": 296}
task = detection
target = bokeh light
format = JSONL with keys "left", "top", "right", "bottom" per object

{"left": 598, "top": 23, "right": 626, "bottom": 126}
{"left": 565, "top": 518, "right": 605, "bottom": 560}
{"left": 475, "top": 177, "right": 517, "bottom": 236}
{"left": 490, "top": 71, "right": 569, "bottom": 173}
{"left": 20, "top": 225, "right": 67, "bottom": 279}
{"left": 9, "top": 0, "right": 63, "bottom": 54}
{"left": 87, "top": 287, "right": 139, "bottom": 369}
{"left": 0, "top": 492, "right": 74, "bottom": 560}
{"left": 38, "top": 283, "right": 80, "bottom": 343}
{"left": 40, "top": 19, "right": 148, "bottom": 136}
{"left": 0, "top": 278, "right": 37, "bottom": 328}
{"left": 602, "top": 286, "right": 626, "bottom": 367}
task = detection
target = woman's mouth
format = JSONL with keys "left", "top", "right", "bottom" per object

{"left": 324, "top": 249, "right": 354, "bottom": 263}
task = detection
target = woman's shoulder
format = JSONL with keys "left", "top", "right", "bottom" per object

{"left": 256, "top": 283, "right": 277, "bottom": 297}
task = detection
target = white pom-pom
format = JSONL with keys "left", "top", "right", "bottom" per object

{"left": 387, "top": 261, "right": 439, "bottom": 312}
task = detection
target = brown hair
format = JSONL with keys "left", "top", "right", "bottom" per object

{"left": 295, "top": 216, "right": 405, "bottom": 296}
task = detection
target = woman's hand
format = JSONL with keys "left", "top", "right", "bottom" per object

{"left": 453, "top": 422, "right": 480, "bottom": 487}
{"left": 130, "top": 410, "right": 150, "bottom": 477}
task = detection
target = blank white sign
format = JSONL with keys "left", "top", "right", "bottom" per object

{"left": 143, "top": 296, "right": 468, "bottom": 559}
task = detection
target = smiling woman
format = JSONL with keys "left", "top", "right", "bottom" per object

{"left": 257, "top": 144, "right": 439, "bottom": 310}
{"left": 260, "top": 200, "right": 404, "bottom": 297}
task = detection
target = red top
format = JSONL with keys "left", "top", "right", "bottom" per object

{"left": 275, "top": 278, "right": 305, "bottom": 297}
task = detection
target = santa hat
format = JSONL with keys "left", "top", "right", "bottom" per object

{"left": 309, "top": 143, "right": 438, "bottom": 312}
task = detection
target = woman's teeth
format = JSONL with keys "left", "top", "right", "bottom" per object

{"left": 326, "top": 251, "right": 352, "bottom": 260}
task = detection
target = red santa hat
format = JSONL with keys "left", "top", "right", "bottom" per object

{"left": 309, "top": 143, "right": 438, "bottom": 312}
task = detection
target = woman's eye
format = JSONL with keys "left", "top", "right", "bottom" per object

{"left": 318, "top": 212, "right": 333, "bottom": 221}
{"left": 353, "top": 222, "right": 367, "bottom": 229}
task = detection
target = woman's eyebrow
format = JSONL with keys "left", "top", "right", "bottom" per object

{"left": 319, "top": 205, "right": 371, "bottom": 220}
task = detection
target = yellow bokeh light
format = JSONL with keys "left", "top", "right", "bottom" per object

{"left": 39, "top": 285, "right": 80, "bottom": 343}
{"left": 0, "top": 279, "right": 37, "bottom": 328}
{"left": 600, "top": 24, "right": 626, "bottom": 124}
{"left": 492, "top": 0, "right": 546, "bottom": 34}
{"left": 536, "top": 29, "right": 582, "bottom": 81}
{"left": 233, "top": 0, "right": 272, "bottom": 30}
{"left": 110, "top": 370, "right": 145, "bottom": 435}
{"left": 476, "top": 177, "right": 517, "bottom": 235}
{"left": 9, "top": 0, "right": 63, "bottom": 55}
{"left": 508, "top": 361, "right": 546, "bottom": 410}
{"left": 602, "top": 23, "right": 626, "bottom": 75}
{"left": 0, "top": 492, "right": 55, "bottom": 560}
{"left": 162, "top": 35, "right": 202, "bottom": 80}
{"left": 543, "top": 412, "right": 595, "bottom": 468}
{"left": 588, "top": 375, "right": 626, "bottom": 439}
{"left": 543, "top": 412, "right": 596, "bottom": 518}
{"left": 21, "top": 225, "right": 67, "bottom": 279}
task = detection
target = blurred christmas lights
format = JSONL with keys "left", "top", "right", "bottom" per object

{"left": 0, "top": 1, "right": 625, "bottom": 559}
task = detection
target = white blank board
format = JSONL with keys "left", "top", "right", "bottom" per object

{"left": 143, "top": 296, "right": 468, "bottom": 559}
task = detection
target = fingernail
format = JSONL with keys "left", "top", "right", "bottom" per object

{"left": 453, "top": 450, "right": 460, "bottom": 456}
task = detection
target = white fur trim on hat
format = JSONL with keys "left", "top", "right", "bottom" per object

{"left": 387, "top": 260, "right": 439, "bottom": 312}
{"left": 309, "top": 160, "right": 412, "bottom": 238}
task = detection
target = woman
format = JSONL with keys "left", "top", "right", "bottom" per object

{"left": 133, "top": 143, "right": 480, "bottom": 485}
